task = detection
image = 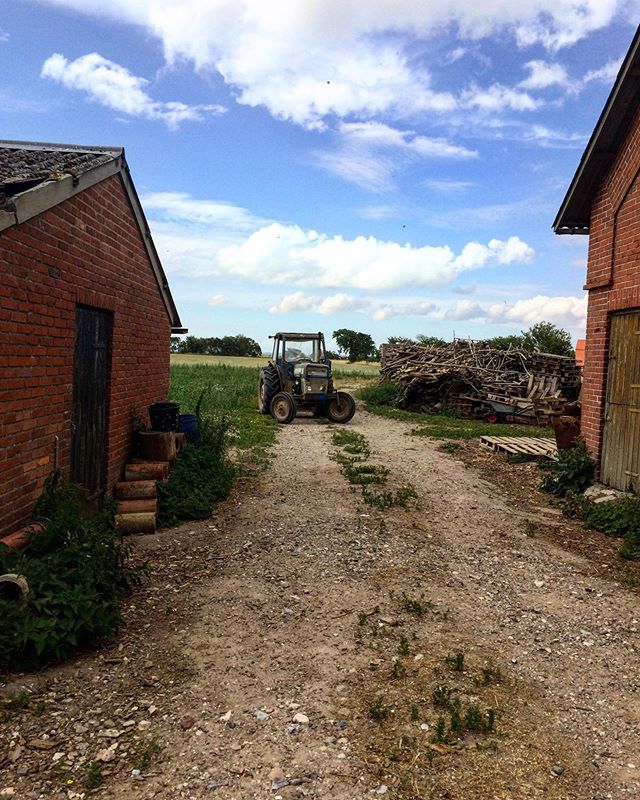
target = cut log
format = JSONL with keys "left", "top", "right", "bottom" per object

{"left": 116, "top": 498, "right": 158, "bottom": 515}
{"left": 124, "top": 462, "right": 169, "bottom": 481}
{"left": 138, "top": 431, "right": 177, "bottom": 462}
{"left": 175, "top": 432, "right": 186, "bottom": 453}
{"left": 115, "top": 512, "right": 157, "bottom": 535}
{"left": 115, "top": 480, "right": 157, "bottom": 500}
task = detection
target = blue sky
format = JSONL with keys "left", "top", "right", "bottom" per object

{"left": 2, "top": 2, "right": 638, "bottom": 351}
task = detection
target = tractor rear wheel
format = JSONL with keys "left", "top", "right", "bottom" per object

{"left": 270, "top": 392, "right": 296, "bottom": 424}
{"left": 259, "top": 364, "right": 280, "bottom": 414}
{"left": 326, "top": 392, "right": 356, "bottom": 423}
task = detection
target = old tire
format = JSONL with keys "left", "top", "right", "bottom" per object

{"left": 270, "top": 392, "right": 296, "bottom": 424}
{"left": 326, "top": 392, "right": 356, "bottom": 423}
{"left": 259, "top": 365, "right": 280, "bottom": 414}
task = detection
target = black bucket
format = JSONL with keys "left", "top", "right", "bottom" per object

{"left": 148, "top": 402, "right": 180, "bottom": 432}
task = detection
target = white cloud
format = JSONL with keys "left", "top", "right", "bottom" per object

{"left": 373, "top": 300, "right": 437, "bottom": 321}
{"left": 269, "top": 291, "right": 368, "bottom": 315}
{"left": 583, "top": 56, "right": 623, "bottom": 86}
{"left": 143, "top": 192, "right": 535, "bottom": 290}
{"left": 41, "top": 52, "right": 225, "bottom": 128}
{"left": 424, "top": 179, "right": 474, "bottom": 192}
{"left": 519, "top": 60, "right": 568, "bottom": 89}
{"left": 487, "top": 294, "right": 587, "bottom": 326}
{"left": 315, "top": 121, "right": 476, "bottom": 190}
{"left": 217, "top": 224, "right": 534, "bottom": 291}
{"left": 0, "top": 28, "right": 9, "bottom": 43}
{"left": 39, "top": 1, "right": 633, "bottom": 126}
{"left": 208, "top": 294, "right": 226, "bottom": 306}
{"left": 444, "top": 300, "right": 486, "bottom": 320}
{"left": 461, "top": 83, "right": 541, "bottom": 112}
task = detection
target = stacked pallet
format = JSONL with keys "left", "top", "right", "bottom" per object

{"left": 379, "top": 341, "right": 581, "bottom": 424}
{"left": 115, "top": 432, "right": 184, "bottom": 535}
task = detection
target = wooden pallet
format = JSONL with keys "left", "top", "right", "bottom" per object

{"left": 480, "top": 435, "right": 557, "bottom": 459}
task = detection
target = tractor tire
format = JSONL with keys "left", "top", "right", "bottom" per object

{"left": 258, "top": 364, "right": 280, "bottom": 414}
{"left": 326, "top": 392, "right": 356, "bottom": 423}
{"left": 270, "top": 392, "right": 296, "bottom": 424}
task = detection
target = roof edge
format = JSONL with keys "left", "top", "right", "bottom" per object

{"left": 553, "top": 25, "right": 640, "bottom": 234}
{"left": 117, "top": 157, "right": 183, "bottom": 330}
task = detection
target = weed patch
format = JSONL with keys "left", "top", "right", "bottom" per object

{"left": 0, "top": 472, "right": 143, "bottom": 672}
{"left": 157, "top": 416, "right": 235, "bottom": 527}
{"left": 331, "top": 431, "right": 418, "bottom": 510}
{"left": 539, "top": 439, "right": 595, "bottom": 496}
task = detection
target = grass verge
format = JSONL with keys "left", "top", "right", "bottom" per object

{"left": 358, "top": 383, "right": 550, "bottom": 440}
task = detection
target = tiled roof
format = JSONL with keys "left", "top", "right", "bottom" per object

{"left": 0, "top": 141, "right": 121, "bottom": 194}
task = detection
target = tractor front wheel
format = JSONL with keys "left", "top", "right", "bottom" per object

{"left": 326, "top": 392, "right": 356, "bottom": 423}
{"left": 259, "top": 365, "right": 280, "bottom": 414}
{"left": 270, "top": 392, "right": 296, "bottom": 424}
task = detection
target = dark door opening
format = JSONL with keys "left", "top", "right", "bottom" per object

{"left": 71, "top": 306, "right": 112, "bottom": 499}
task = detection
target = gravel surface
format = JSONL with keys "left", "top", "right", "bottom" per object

{"left": 1, "top": 407, "right": 639, "bottom": 799}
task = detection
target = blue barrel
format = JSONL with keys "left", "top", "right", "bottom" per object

{"left": 179, "top": 413, "right": 200, "bottom": 444}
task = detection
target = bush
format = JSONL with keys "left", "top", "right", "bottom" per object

{"left": 157, "top": 414, "right": 235, "bottom": 527}
{"left": 359, "top": 381, "right": 404, "bottom": 407}
{"left": 0, "top": 473, "right": 142, "bottom": 672}
{"left": 540, "top": 439, "right": 595, "bottom": 496}
{"left": 582, "top": 496, "right": 640, "bottom": 559}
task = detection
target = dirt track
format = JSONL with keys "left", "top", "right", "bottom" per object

{"left": 2, "top": 408, "right": 640, "bottom": 799}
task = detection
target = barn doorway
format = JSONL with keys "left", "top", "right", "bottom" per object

{"left": 71, "top": 306, "right": 112, "bottom": 499}
{"left": 601, "top": 310, "right": 640, "bottom": 492}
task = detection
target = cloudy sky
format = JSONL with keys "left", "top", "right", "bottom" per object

{"left": 2, "top": 2, "right": 638, "bottom": 350}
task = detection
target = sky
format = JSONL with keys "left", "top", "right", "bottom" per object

{"left": 2, "top": 2, "right": 638, "bottom": 352}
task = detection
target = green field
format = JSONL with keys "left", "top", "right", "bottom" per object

{"left": 170, "top": 353, "right": 380, "bottom": 384}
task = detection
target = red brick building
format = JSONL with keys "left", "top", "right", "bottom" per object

{"left": 554, "top": 27, "right": 640, "bottom": 491}
{"left": 0, "top": 141, "right": 185, "bottom": 534}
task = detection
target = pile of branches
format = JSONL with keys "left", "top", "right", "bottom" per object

{"left": 379, "top": 341, "right": 581, "bottom": 423}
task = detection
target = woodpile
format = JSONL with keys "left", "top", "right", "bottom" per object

{"left": 379, "top": 341, "right": 581, "bottom": 425}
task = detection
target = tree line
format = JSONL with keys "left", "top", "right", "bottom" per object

{"left": 171, "top": 335, "right": 262, "bottom": 357}
{"left": 334, "top": 321, "right": 575, "bottom": 362}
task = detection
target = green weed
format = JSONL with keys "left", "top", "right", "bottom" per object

{"left": 368, "top": 697, "right": 388, "bottom": 721}
{"left": 362, "top": 484, "right": 418, "bottom": 509}
{"left": 398, "top": 636, "right": 410, "bottom": 656}
{"left": 132, "top": 739, "right": 162, "bottom": 771}
{"left": 432, "top": 684, "right": 452, "bottom": 708}
{"left": 84, "top": 761, "right": 104, "bottom": 790}
{"left": 539, "top": 439, "right": 595, "bottom": 496}
{"left": 445, "top": 651, "right": 465, "bottom": 671}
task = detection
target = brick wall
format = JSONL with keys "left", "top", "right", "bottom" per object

{"left": 583, "top": 104, "right": 640, "bottom": 464}
{"left": 0, "top": 174, "right": 171, "bottom": 534}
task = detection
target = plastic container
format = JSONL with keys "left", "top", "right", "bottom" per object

{"left": 179, "top": 413, "right": 200, "bottom": 444}
{"left": 148, "top": 402, "right": 180, "bottom": 432}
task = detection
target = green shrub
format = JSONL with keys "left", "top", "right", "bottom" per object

{"left": 540, "top": 439, "right": 595, "bottom": 496}
{"left": 582, "top": 496, "right": 640, "bottom": 559}
{"left": 157, "top": 415, "right": 234, "bottom": 527}
{"left": 0, "top": 472, "right": 142, "bottom": 672}
{"left": 359, "top": 381, "right": 404, "bottom": 407}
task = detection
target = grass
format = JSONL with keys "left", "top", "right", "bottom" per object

{"left": 358, "top": 382, "right": 550, "bottom": 440}
{"left": 169, "top": 363, "right": 277, "bottom": 466}
{"left": 171, "top": 353, "right": 379, "bottom": 386}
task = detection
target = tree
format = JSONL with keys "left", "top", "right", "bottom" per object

{"left": 387, "top": 336, "right": 415, "bottom": 346}
{"left": 521, "top": 322, "right": 574, "bottom": 357}
{"left": 483, "top": 334, "right": 526, "bottom": 351}
{"left": 416, "top": 334, "right": 447, "bottom": 348}
{"left": 333, "top": 328, "right": 377, "bottom": 362}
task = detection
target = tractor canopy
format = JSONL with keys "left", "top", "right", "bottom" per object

{"left": 270, "top": 332, "right": 328, "bottom": 364}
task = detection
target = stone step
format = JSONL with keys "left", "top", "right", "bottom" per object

{"left": 124, "top": 462, "right": 169, "bottom": 481}
{"left": 116, "top": 498, "right": 158, "bottom": 515}
{"left": 115, "top": 480, "right": 157, "bottom": 500}
{"left": 115, "top": 512, "right": 156, "bottom": 535}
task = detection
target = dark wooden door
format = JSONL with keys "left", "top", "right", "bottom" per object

{"left": 601, "top": 310, "right": 640, "bottom": 492}
{"left": 71, "top": 306, "right": 112, "bottom": 497}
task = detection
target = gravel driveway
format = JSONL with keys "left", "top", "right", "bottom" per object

{"left": 1, "top": 408, "right": 639, "bottom": 799}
